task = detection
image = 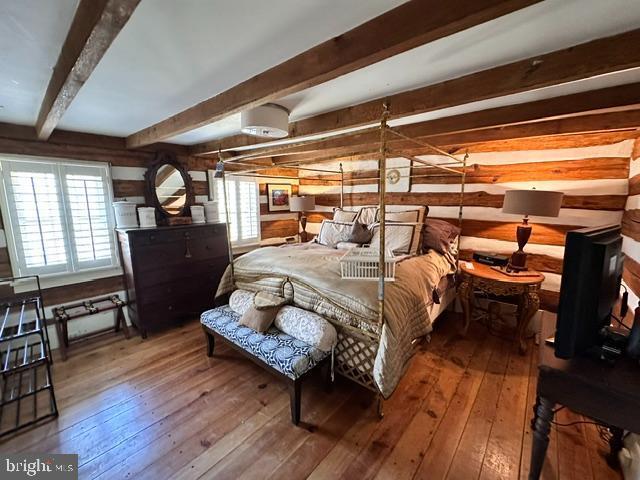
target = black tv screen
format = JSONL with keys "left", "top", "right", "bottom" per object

{"left": 554, "top": 224, "right": 623, "bottom": 359}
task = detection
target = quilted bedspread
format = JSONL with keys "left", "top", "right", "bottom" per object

{"left": 215, "top": 243, "right": 454, "bottom": 397}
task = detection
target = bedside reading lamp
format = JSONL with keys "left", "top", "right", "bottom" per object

{"left": 502, "top": 189, "right": 563, "bottom": 271}
{"left": 290, "top": 195, "right": 315, "bottom": 242}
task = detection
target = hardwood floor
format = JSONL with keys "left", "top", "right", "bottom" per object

{"left": 0, "top": 313, "right": 621, "bottom": 479}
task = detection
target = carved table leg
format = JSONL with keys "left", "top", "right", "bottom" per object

{"left": 517, "top": 289, "right": 540, "bottom": 354}
{"left": 458, "top": 276, "right": 473, "bottom": 335}
{"left": 530, "top": 396, "right": 555, "bottom": 480}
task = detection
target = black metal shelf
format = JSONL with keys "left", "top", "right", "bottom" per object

{"left": 0, "top": 276, "right": 58, "bottom": 438}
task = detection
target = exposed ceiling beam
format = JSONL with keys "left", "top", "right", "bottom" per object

{"left": 191, "top": 27, "right": 640, "bottom": 157}
{"left": 126, "top": 0, "right": 542, "bottom": 148}
{"left": 35, "top": 0, "right": 141, "bottom": 140}
{"left": 220, "top": 83, "right": 640, "bottom": 163}
{"left": 287, "top": 27, "right": 640, "bottom": 139}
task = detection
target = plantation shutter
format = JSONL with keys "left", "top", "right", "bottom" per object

{"left": 61, "top": 164, "right": 118, "bottom": 269}
{"left": 214, "top": 176, "right": 260, "bottom": 246}
{"left": 0, "top": 158, "right": 118, "bottom": 277}
{"left": 2, "top": 161, "right": 70, "bottom": 275}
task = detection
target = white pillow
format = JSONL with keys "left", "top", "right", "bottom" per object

{"left": 370, "top": 222, "right": 421, "bottom": 255}
{"left": 384, "top": 209, "right": 422, "bottom": 223}
{"left": 275, "top": 306, "right": 337, "bottom": 352}
{"left": 355, "top": 206, "right": 379, "bottom": 226}
{"left": 333, "top": 208, "right": 358, "bottom": 222}
{"left": 229, "top": 289, "right": 255, "bottom": 316}
{"left": 317, "top": 220, "right": 353, "bottom": 247}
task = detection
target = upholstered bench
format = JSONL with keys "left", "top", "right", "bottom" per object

{"left": 200, "top": 305, "right": 331, "bottom": 425}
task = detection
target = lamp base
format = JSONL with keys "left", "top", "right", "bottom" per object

{"left": 509, "top": 220, "right": 532, "bottom": 271}
{"left": 508, "top": 250, "right": 528, "bottom": 271}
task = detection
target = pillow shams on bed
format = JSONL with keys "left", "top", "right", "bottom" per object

{"left": 229, "top": 289, "right": 255, "bottom": 316}
{"left": 317, "top": 220, "right": 353, "bottom": 247}
{"left": 355, "top": 206, "right": 379, "bottom": 225}
{"left": 333, "top": 208, "right": 358, "bottom": 222}
{"left": 381, "top": 209, "right": 421, "bottom": 223}
{"left": 275, "top": 306, "right": 337, "bottom": 352}
{"left": 370, "top": 222, "right": 421, "bottom": 255}
{"left": 422, "top": 219, "right": 461, "bottom": 255}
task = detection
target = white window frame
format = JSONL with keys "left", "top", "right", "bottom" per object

{"left": 208, "top": 171, "right": 261, "bottom": 247}
{"left": 0, "top": 154, "right": 120, "bottom": 282}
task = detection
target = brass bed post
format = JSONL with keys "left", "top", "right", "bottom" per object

{"left": 218, "top": 154, "right": 235, "bottom": 286}
{"left": 377, "top": 103, "right": 390, "bottom": 418}
{"left": 340, "top": 162, "right": 344, "bottom": 209}
{"left": 455, "top": 151, "right": 468, "bottom": 268}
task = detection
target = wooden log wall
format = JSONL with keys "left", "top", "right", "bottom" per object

{"left": 299, "top": 139, "right": 637, "bottom": 312}
{"left": 622, "top": 137, "right": 640, "bottom": 309}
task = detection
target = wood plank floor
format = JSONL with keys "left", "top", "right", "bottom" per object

{"left": 0, "top": 313, "right": 621, "bottom": 479}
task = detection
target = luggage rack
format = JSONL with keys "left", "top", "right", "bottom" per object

{"left": 0, "top": 276, "right": 58, "bottom": 438}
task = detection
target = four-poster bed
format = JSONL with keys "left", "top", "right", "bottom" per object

{"left": 213, "top": 104, "right": 468, "bottom": 408}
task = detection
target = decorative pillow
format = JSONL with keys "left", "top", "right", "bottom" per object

{"left": 239, "top": 305, "right": 279, "bottom": 332}
{"left": 381, "top": 209, "right": 421, "bottom": 223}
{"left": 333, "top": 208, "right": 358, "bottom": 223}
{"left": 317, "top": 220, "right": 353, "bottom": 248}
{"left": 355, "top": 206, "right": 379, "bottom": 226}
{"left": 254, "top": 291, "right": 288, "bottom": 310}
{"left": 275, "top": 306, "right": 338, "bottom": 352}
{"left": 422, "top": 219, "right": 461, "bottom": 255}
{"left": 370, "top": 222, "right": 421, "bottom": 255}
{"left": 229, "top": 289, "right": 255, "bottom": 316}
{"left": 348, "top": 222, "right": 373, "bottom": 244}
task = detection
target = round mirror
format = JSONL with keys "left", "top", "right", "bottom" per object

{"left": 155, "top": 164, "right": 187, "bottom": 215}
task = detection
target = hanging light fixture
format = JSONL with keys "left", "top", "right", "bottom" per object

{"left": 240, "top": 104, "right": 289, "bottom": 138}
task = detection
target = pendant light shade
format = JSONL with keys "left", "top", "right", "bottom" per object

{"left": 241, "top": 104, "right": 289, "bottom": 138}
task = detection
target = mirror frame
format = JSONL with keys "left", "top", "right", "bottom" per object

{"left": 144, "top": 151, "right": 194, "bottom": 221}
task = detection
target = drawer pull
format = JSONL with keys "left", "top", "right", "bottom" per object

{"left": 185, "top": 238, "right": 192, "bottom": 258}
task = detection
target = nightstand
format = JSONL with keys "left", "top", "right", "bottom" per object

{"left": 458, "top": 261, "right": 545, "bottom": 354}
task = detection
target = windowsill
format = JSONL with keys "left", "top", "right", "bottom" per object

{"left": 12, "top": 266, "right": 124, "bottom": 293}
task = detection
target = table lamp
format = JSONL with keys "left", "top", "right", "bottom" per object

{"left": 290, "top": 195, "right": 315, "bottom": 242}
{"left": 502, "top": 189, "right": 563, "bottom": 271}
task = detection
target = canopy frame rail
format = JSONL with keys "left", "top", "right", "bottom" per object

{"left": 214, "top": 101, "right": 468, "bottom": 404}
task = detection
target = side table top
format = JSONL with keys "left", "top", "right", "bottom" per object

{"left": 459, "top": 260, "right": 545, "bottom": 285}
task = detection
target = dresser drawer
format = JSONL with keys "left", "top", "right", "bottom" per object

{"left": 128, "top": 224, "right": 226, "bottom": 247}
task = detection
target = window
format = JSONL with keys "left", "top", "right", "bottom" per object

{"left": 0, "top": 156, "right": 118, "bottom": 277}
{"left": 210, "top": 174, "right": 260, "bottom": 246}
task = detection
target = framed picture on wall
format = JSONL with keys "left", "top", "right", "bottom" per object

{"left": 267, "top": 184, "right": 292, "bottom": 212}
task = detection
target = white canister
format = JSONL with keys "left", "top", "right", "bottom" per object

{"left": 191, "top": 205, "right": 205, "bottom": 224}
{"left": 204, "top": 201, "right": 220, "bottom": 223}
{"left": 138, "top": 207, "right": 157, "bottom": 228}
{"left": 113, "top": 201, "right": 138, "bottom": 228}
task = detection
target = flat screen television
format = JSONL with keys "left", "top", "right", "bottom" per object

{"left": 554, "top": 224, "right": 623, "bottom": 359}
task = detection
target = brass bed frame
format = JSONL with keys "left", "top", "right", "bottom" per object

{"left": 215, "top": 104, "right": 468, "bottom": 411}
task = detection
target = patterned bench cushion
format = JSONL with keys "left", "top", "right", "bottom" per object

{"left": 201, "top": 305, "right": 329, "bottom": 380}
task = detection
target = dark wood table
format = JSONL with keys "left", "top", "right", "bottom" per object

{"left": 529, "top": 312, "right": 640, "bottom": 479}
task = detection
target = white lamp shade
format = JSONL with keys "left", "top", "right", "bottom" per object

{"left": 241, "top": 104, "right": 289, "bottom": 138}
{"left": 502, "top": 189, "right": 563, "bottom": 217}
{"left": 290, "top": 195, "right": 315, "bottom": 212}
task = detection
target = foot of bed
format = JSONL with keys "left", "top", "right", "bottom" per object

{"left": 377, "top": 394, "right": 384, "bottom": 419}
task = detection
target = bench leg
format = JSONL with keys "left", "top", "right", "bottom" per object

{"left": 205, "top": 331, "right": 215, "bottom": 357}
{"left": 289, "top": 379, "right": 301, "bottom": 425}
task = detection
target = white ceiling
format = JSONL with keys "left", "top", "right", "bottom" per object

{"left": 0, "top": 0, "right": 79, "bottom": 125}
{"left": 1, "top": 0, "right": 640, "bottom": 146}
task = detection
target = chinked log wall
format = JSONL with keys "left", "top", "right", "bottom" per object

{"left": 299, "top": 137, "right": 637, "bottom": 312}
{"left": 622, "top": 138, "right": 640, "bottom": 308}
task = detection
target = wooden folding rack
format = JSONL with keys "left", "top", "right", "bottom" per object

{"left": 52, "top": 294, "right": 130, "bottom": 361}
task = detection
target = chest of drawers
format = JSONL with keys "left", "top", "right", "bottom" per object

{"left": 117, "top": 223, "right": 229, "bottom": 338}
